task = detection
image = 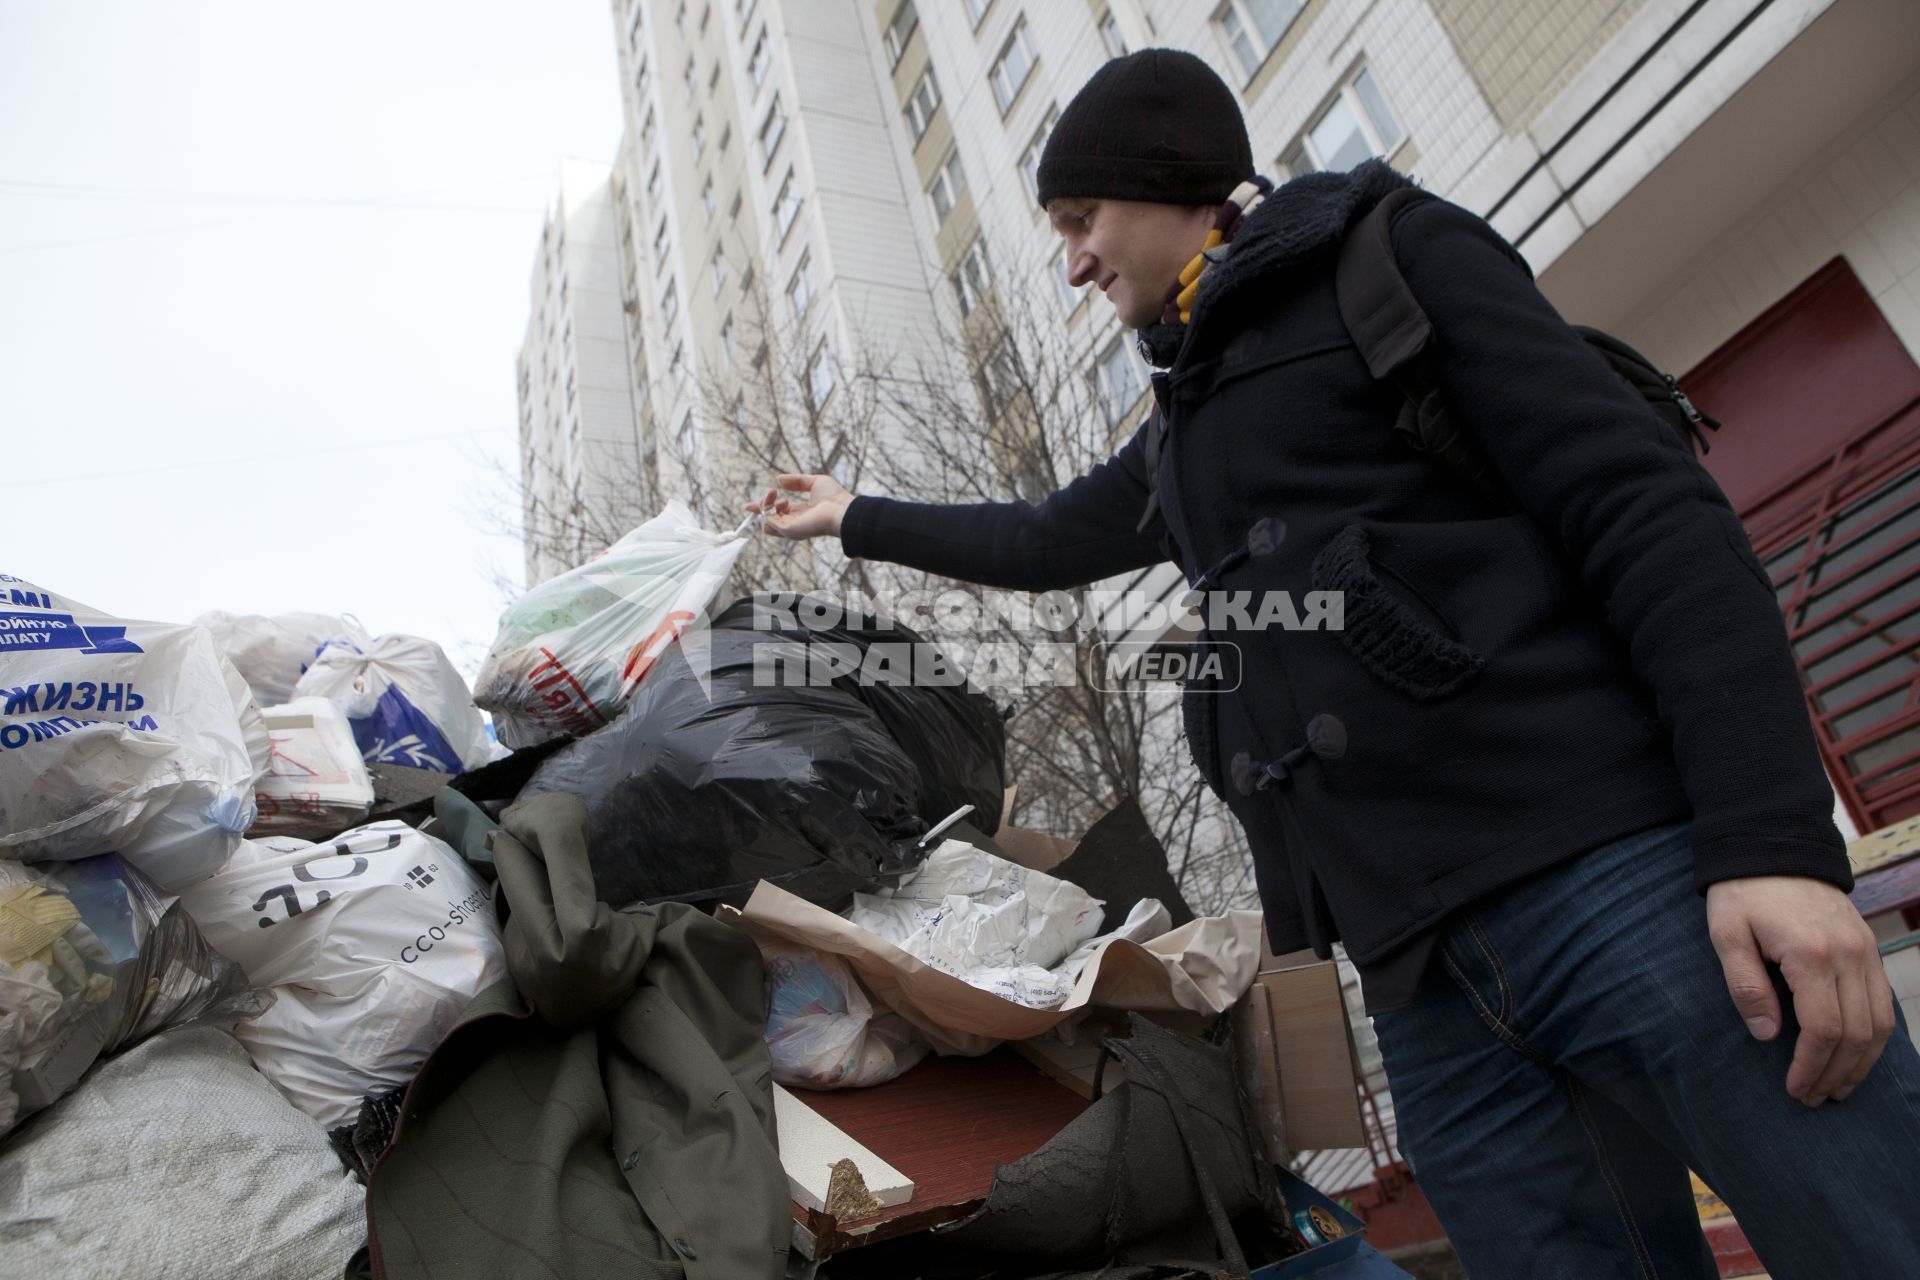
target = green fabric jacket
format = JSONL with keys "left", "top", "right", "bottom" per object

{"left": 366, "top": 791, "right": 788, "bottom": 1280}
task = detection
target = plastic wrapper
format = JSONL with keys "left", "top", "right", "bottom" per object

{"left": 177, "top": 822, "right": 508, "bottom": 1127}
{"left": 475, "top": 501, "right": 751, "bottom": 749}
{"left": 293, "top": 633, "right": 492, "bottom": 774}
{"left": 251, "top": 697, "right": 375, "bottom": 838}
{"left": 195, "top": 610, "right": 372, "bottom": 708}
{"left": 761, "top": 941, "right": 929, "bottom": 1089}
{"left": 521, "top": 594, "right": 1007, "bottom": 910}
{"left": 0, "top": 854, "right": 271, "bottom": 1135}
{"left": 0, "top": 572, "right": 269, "bottom": 891}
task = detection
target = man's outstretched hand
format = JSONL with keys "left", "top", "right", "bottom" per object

{"left": 747, "top": 473, "right": 854, "bottom": 540}
{"left": 1706, "top": 874, "right": 1897, "bottom": 1106}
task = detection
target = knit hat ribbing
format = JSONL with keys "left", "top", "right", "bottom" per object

{"left": 1035, "top": 48, "right": 1254, "bottom": 209}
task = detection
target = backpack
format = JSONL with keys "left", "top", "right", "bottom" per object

{"left": 1332, "top": 186, "right": 1719, "bottom": 509}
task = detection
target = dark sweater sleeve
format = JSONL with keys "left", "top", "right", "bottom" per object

{"left": 838, "top": 418, "right": 1170, "bottom": 591}
{"left": 1395, "top": 199, "right": 1851, "bottom": 893}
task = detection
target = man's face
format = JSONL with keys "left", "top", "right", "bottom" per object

{"left": 1048, "top": 197, "right": 1218, "bottom": 330}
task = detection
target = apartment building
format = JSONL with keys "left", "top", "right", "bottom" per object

{"left": 515, "top": 158, "right": 651, "bottom": 586}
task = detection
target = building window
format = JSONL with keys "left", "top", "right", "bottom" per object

{"left": 642, "top": 106, "right": 658, "bottom": 151}
{"left": 964, "top": 0, "right": 991, "bottom": 29}
{"left": 646, "top": 160, "right": 663, "bottom": 206}
{"left": 1019, "top": 104, "right": 1059, "bottom": 204}
{"left": 633, "top": 54, "right": 651, "bottom": 99}
{"left": 711, "top": 244, "right": 729, "bottom": 296}
{"left": 748, "top": 27, "right": 771, "bottom": 90}
{"left": 1099, "top": 11, "right": 1127, "bottom": 58}
{"left": 773, "top": 168, "right": 802, "bottom": 242}
{"left": 721, "top": 313, "right": 738, "bottom": 363}
{"left": 758, "top": 94, "right": 787, "bottom": 171}
{"left": 702, "top": 177, "right": 717, "bottom": 218}
{"left": 882, "top": 1, "right": 918, "bottom": 69}
{"left": 708, "top": 60, "right": 721, "bottom": 92}
{"left": 903, "top": 67, "right": 941, "bottom": 144}
{"left": 1283, "top": 66, "right": 1404, "bottom": 175}
{"left": 670, "top": 339, "right": 687, "bottom": 388}
{"left": 661, "top": 280, "right": 680, "bottom": 326}
{"left": 692, "top": 113, "right": 708, "bottom": 157}
{"left": 807, "top": 344, "right": 838, "bottom": 411}
{"left": 952, "top": 238, "right": 991, "bottom": 316}
{"left": 787, "top": 252, "right": 815, "bottom": 323}
{"left": 718, "top": 123, "right": 731, "bottom": 154}
{"left": 699, "top": 1, "right": 712, "bottom": 33}
{"left": 1218, "top": 0, "right": 1306, "bottom": 81}
{"left": 627, "top": 1, "right": 645, "bottom": 45}
{"left": 675, "top": 2, "right": 688, "bottom": 39}
{"left": 927, "top": 146, "right": 968, "bottom": 225}
{"left": 684, "top": 57, "right": 699, "bottom": 98}
{"left": 1094, "top": 338, "right": 1146, "bottom": 426}
{"left": 564, "top": 367, "right": 576, "bottom": 407}
{"left": 989, "top": 18, "right": 1038, "bottom": 116}
{"left": 653, "top": 214, "right": 670, "bottom": 264}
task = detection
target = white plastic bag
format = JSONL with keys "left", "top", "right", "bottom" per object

{"left": 761, "top": 942, "right": 930, "bottom": 1089}
{"left": 251, "top": 698, "right": 375, "bottom": 838}
{"left": 195, "top": 610, "right": 371, "bottom": 708}
{"left": 0, "top": 573, "right": 268, "bottom": 891}
{"left": 474, "top": 501, "right": 750, "bottom": 748}
{"left": 848, "top": 840, "right": 1169, "bottom": 1009}
{"left": 292, "top": 633, "right": 491, "bottom": 774}
{"left": 177, "top": 821, "right": 507, "bottom": 1127}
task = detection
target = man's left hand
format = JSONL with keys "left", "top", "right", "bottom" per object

{"left": 1705, "top": 875, "right": 1897, "bottom": 1106}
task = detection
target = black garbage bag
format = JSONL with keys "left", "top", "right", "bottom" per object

{"left": 520, "top": 594, "right": 1006, "bottom": 909}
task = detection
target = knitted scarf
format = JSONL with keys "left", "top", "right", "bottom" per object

{"left": 1139, "top": 176, "right": 1272, "bottom": 368}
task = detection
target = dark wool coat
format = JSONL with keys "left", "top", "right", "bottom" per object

{"left": 841, "top": 162, "right": 1849, "bottom": 963}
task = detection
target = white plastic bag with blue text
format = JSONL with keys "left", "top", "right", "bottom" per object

{"left": 291, "top": 633, "right": 491, "bottom": 774}
{"left": 0, "top": 573, "right": 268, "bottom": 891}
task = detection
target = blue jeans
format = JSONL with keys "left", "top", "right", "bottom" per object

{"left": 1370, "top": 822, "right": 1920, "bottom": 1279}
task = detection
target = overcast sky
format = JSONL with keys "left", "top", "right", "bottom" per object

{"left": 1, "top": 1, "right": 623, "bottom": 676}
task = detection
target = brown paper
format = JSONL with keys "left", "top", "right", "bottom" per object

{"left": 720, "top": 882, "right": 1263, "bottom": 1056}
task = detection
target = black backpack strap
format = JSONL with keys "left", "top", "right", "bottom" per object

{"left": 1334, "top": 186, "right": 1437, "bottom": 384}
{"left": 1335, "top": 188, "right": 1514, "bottom": 510}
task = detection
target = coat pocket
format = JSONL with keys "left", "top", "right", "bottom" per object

{"left": 1310, "top": 525, "right": 1485, "bottom": 701}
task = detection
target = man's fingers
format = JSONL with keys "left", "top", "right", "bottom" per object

{"left": 1832, "top": 954, "right": 1898, "bottom": 1102}
{"left": 1806, "top": 966, "right": 1871, "bottom": 1104}
{"left": 1783, "top": 964, "right": 1843, "bottom": 1104}
{"left": 1709, "top": 919, "right": 1781, "bottom": 1042}
{"left": 776, "top": 472, "right": 816, "bottom": 493}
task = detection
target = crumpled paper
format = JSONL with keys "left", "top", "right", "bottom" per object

{"left": 721, "top": 843, "right": 1262, "bottom": 1056}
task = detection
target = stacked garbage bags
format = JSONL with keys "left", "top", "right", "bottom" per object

{"left": 2, "top": 507, "right": 1270, "bottom": 1280}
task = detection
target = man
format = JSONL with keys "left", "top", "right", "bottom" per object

{"left": 748, "top": 48, "right": 1920, "bottom": 1277}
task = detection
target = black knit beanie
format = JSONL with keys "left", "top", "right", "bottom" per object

{"left": 1035, "top": 48, "right": 1253, "bottom": 209}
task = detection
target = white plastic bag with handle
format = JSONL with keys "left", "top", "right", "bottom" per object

{"left": 194, "top": 611, "right": 372, "bottom": 708}
{"left": 474, "top": 501, "right": 752, "bottom": 748}
{"left": 292, "top": 634, "right": 492, "bottom": 774}
{"left": 0, "top": 572, "right": 268, "bottom": 891}
{"left": 176, "top": 821, "right": 507, "bottom": 1127}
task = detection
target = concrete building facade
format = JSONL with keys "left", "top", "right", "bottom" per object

{"left": 515, "top": 158, "right": 652, "bottom": 586}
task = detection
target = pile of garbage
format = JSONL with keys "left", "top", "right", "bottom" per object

{"left": 1, "top": 510, "right": 1363, "bottom": 1280}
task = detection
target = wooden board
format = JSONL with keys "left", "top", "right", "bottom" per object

{"left": 772, "top": 1084, "right": 914, "bottom": 1214}
{"left": 786, "top": 1050, "right": 1088, "bottom": 1258}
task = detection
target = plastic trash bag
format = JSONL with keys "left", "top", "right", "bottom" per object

{"left": 474, "top": 501, "right": 751, "bottom": 749}
{"left": 293, "top": 633, "right": 492, "bottom": 774}
{"left": 195, "top": 610, "right": 372, "bottom": 708}
{"left": 0, "top": 572, "right": 269, "bottom": 891}
{"left": 176, "top": 821, "right": 508, "bottom": 1127}
{"left": 251, "top": 698, "right": 375, "bottom": 839}
{"left": 761, "top": 942, "right": 929, "bottom": 1089}
{"left": 522, "top": 594, "right": 1007, "bottom": 910}
{"left": 0, "top": 854, "right": 271, "bottom": 1135}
